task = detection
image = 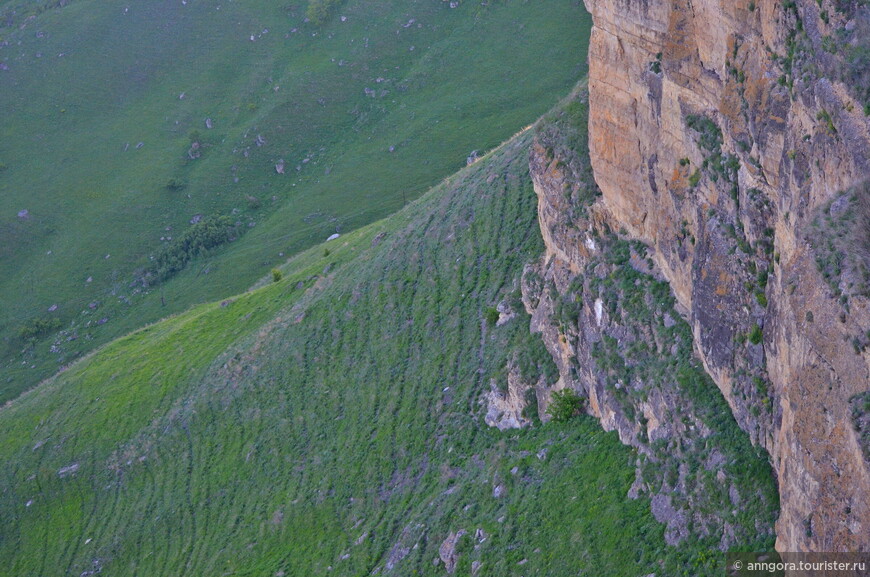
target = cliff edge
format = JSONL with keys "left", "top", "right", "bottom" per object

{"left": 533, "top": 0, "right": 870, "bottom": 553}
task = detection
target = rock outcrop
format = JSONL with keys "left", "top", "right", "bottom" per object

{"left": 531, "top": 0, "right": 870, "bottom": 553}
{"left": 523, "top": 106, "right": 778, "bottom": 550}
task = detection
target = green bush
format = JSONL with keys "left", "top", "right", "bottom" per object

{"left": 546, "top": 389, "right": 585, "bottom": 422}
{"left": 144, "top": 215, "right": 237, "bottom": 285}
{"left": 164, "top": 178, "right": 186, "bottom": 191}
{"left": 306, "top": 0, "right": 343, "bottom": 26}
{"left": 484, "top": 307, "right": 500, "bottom": 327}
{"left": 271, "top": 268, "right": 283, "bottom": 283}
{"left": 19, "top": 317, "right": 62, "bottom": 341}
{"left": 748, "top": 324, "right": 763, "bottom": 345}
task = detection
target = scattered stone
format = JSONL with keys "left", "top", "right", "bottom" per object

{"left": 188, "top": 141, "right": 201, "bottom": 159}
{"left": 729, "top": 484, "right": 741, "bottom": 507}
{"left": 205, "top": 118, "right": 213, "bottom": 129}
{"left": 371, "top": 231, "right": 387, "bottom": 247}
{"left": 135, "top": 142, "right": 144, "bottom": 149}
{"left": 585, "top": 235, "right": 597, "bottom": 251}
{"left": 190, "top": 214, "right": 203, "bottom": 224}
{"left": 628, "top": 469, "right": 645, "bottom": 499}
{"left": 466, "top": 150, "right": 480, "bottom": 165}
{"left": 495, "top": 300, "right": 516, "bottom": 326}
{"left": 471, "top": 560, "right": 482, "bottom": 575}
{"left": 650, "top": 493, "right": 688, "bottom": 545}
{"left": 438, "top": 530, "right": 467, "bottom": 574}
{"left": 327, "top": 233, "right": 340, "bottom": 241}
{"left": 275, "top": 159, "right": 285, "bottom": 174}
{"left": 58, "top": 463, "right": 79, "bottom": 478}
{"left": 492, "top": 484, "right": 505, "bottom": 499}
{"left": 17, "top": 209, "right": 29, "bottom": 219}
{"left": 830, "top": 194, "right": 850, "bottom": 219}
{"left": 48, "top": 304, "right": 58, "bottom": 312}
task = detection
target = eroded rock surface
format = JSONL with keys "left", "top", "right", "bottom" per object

{"left": 564, "top": 0, "right": 870, "bottom": 552}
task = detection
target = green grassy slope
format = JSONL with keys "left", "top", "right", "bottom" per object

{"left": 0, "top": 99, "right": 768, "bottom": 576}
{"left": 0, "top": 0, "right": 591, "bottom": 400}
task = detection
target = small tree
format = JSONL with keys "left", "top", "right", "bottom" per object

{"left": 271, "top": 268, "right": 283, "bottom": 283}
{"left": 484, "top": 307, "right": 500, "bottom": 327}
{"left": 306, "top": 0, "right": 342, "bottom": 26}
{"left": 546, "top": 389, "right": 585, "bottom": 423}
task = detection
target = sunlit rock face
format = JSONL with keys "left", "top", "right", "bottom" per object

{"left": 568, "top": 0, "right": 870, "bottom": 552}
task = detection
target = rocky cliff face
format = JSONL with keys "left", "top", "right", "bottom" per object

{"left": 532, "top": 0, "right": 870, "bottom": 553}
{"left": 521, "top": 101, "right": 778, "bottom": 552}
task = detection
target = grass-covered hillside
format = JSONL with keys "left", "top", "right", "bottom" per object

{"left": 0, "top": 0, "right": 591, "bottom": 400}
{"left": 0, "top": 97, "right": 768, "bottom": 576}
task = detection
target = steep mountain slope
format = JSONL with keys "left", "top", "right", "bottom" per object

{"left": 532, "top": 0, "right": 870, "bottom": 553}
{"left": 0, "top": 0, "right": 591, "bottom": 400}
{"left": 0, "top": 98, "right": 775, "bottom": 576}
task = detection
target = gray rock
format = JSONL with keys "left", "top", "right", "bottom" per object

{"left": 58, "top": 463, "right": 79, "bottom": 477}
{"left": 438, "top": 530, "right": 466, "bottom": 574}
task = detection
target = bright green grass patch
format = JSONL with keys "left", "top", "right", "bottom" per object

{"left": 0, "top": 0, "right": 592, "bottom": 400}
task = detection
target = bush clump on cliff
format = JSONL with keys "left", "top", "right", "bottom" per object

{"left": 807, "top": 180, "right": 870, "bottom": 303}
{"left": 546, "top": 388, "right": 585, "bottom": 422}
{"left": 839, "top": 8, "right": 870, "bottom": 114}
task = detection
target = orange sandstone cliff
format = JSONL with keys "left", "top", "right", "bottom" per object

{"left": 525, "top": 0, "right": 870, "bottom": 554}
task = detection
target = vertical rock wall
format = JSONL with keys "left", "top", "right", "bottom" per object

{"left": 543, "top": 0, "right": 870, "bottom": 553}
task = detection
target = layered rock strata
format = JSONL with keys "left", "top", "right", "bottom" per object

{"left": 541, "top": 0, "right": 870, "bottom": 553}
